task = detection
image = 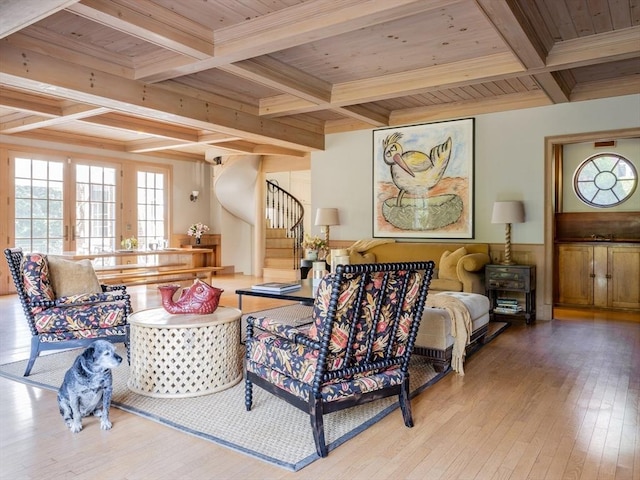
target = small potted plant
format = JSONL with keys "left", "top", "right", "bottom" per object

{"left": 187, "top": 222, "right": 210, "bottom": 244}
{"left": 301, "top": 234, "right": 326, "bottom": 261}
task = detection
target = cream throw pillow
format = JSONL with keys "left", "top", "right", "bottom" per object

{"left": 438, "top": 247, "right": 467, "bottom": 280}
{"left": 47, "top": 256, "right": 102, "bottom": 297}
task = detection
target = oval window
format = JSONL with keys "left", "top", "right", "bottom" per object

{"left": 573, "top": 153, "right": 637, "bottom": 208}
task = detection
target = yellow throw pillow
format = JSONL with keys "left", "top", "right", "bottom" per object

{"left": 438, "top": 247, "right": 467, "bottom": 280}
{"left": 47, "top": 256, "right": 102, "bottom": 298}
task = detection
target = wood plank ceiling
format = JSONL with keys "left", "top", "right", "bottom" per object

{"left": 0, "top": 0, "right": 638, "bottom": 162}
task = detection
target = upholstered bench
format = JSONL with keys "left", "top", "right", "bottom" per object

{"left": 414, "top": 292, "right": 490, "bottom": 373}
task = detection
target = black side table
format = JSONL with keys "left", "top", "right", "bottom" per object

{"left": 486, "top": 264, "right": 536, "bottom": 324}
{"left": 300, "top": 259, "right": 313, "bottom": 279}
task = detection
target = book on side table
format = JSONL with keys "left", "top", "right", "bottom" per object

{"left": 250, "top": 282, "right": 302, "bottom": 293}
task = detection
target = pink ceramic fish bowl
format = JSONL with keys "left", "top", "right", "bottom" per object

{"left": 157, "top": 279, "right": 223, "bottom": 314}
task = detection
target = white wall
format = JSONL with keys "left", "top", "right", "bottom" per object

{"left": 310, "top": 94, "right": 640, "bottom": 245}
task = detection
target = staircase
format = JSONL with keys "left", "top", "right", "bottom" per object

{"left": 262, "top": 180, "right": 304, "bottom": 280}
{"left": 263, "top": 228, "right": 300, "bottom": 281}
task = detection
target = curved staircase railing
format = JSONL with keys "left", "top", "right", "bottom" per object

{"left": 266, "top": 180, "right": 304, "bottom": 270}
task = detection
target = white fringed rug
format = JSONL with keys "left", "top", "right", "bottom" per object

{"left": 0, "top": 305, "right": 448, "bottom": 472}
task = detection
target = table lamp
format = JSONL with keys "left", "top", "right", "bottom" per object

{"left": 314, "top": 208, "right": 339, "bottom": 246}
{"left": 491, "top": 201, "right": 524, "bottom": 265}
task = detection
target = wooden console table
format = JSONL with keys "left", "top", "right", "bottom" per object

{"left": 58, "top": 248, "right": 221, "bottom": 285}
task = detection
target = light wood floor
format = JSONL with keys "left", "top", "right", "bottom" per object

{"left": 0, "top": 275, "right": 638, "bottom": 480}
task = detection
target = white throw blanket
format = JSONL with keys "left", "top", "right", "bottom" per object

{"left": 425, "top": 293, "right": 472, "bottom": 375}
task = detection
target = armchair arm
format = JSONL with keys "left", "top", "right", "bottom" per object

{"left": 54, "top": 291, "right": 129, "bottom": 307}
{"left": 246, "top": 316, "right": 320, "bottom": 348}
{"left": 102, "top": 284, "right": 127, "bottom": 293}
{"left": 456, "top": 253, "right": 490, "bottom": 293}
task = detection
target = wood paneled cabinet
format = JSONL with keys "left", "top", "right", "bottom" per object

{"left": 556, "top": 244, "right": 640, "bottom": 310}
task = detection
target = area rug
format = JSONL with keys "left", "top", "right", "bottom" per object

{"left": 0, "top": 326, "right": 447, "bottom": 472}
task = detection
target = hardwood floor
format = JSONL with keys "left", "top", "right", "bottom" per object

{"left": 0, "top": 275, "right": 638, "bottom": 480}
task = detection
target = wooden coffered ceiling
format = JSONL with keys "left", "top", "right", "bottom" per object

{"left": 0, "top": 0, "right": 638, "bottom": 162}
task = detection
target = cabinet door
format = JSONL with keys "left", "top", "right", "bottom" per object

{"left": 608, "top": 246, "right": 640, "bottom": 309}
{"left": 557, "top": 245, "right": 593, "bottom": 305}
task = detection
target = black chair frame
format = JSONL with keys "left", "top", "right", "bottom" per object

{"left": 245, "top": 261, "right": 434, "bottom": 457}
{"left": 4, "top": 247, "right": 131, "bottom": 376}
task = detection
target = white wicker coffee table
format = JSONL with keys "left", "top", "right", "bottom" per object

{"left": 127, "top": 306, "right": 242, "bottom": 398}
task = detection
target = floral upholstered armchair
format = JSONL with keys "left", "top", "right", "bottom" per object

{"left": 4, "top": 248, "right": 131, "bottom": 376}
{"left": 245, "top": 261, "right": 434, "bottom": 457}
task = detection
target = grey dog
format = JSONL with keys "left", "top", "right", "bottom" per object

{"left": 57, "top": 340, "right": 122, "bottom": 433}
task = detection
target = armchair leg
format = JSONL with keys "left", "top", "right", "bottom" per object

{"left": 24, "top": 337, "right": 41, "bottom": 377}
{"left": 399, "top": 377, "right": 413, "bottom": 428}
{"left": 245, "top": 377, "right": 253, "bottom": 411}
{"left": 310, "top": 397, "right": 328, "bottom": 457}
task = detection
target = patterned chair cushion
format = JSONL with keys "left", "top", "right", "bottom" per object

{"left": 21, "top": 253, "right": 55, "bottom": 304}
{"left": 36, "top": 325, "right": 128, "bottom": 343}
{"left": 246, "top": 356, "right": 404, "bottom": 402}
{"left": 33, "top": 301, "right": 128, "bottom": 334}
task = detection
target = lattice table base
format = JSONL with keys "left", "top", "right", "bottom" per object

{"left": 127, "top": 307, "right": 242, "bottom": 398}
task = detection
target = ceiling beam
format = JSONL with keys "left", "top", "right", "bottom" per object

{"left": 262, "top": 52, "right": 525, "bottom": 117}
{"left": 82, "top": 113, "right": 199, "bottom": 142}
{"left": 137, "top": 0, "right": 459, "bottom": 82}
{"left": 475, "top": 0, "right": 547, "bottom": 69}
{"left": 547, "top": 26, "right": 640, "bottom": 69}
{"left": 66, "top": 0, "right": 213, "bottom": 59}
{"left": 0, "top": 87, "right": 62, "bottom": 116}
{"left": 0, "top": 105, "right": 110, "bottom": 133}
{"left": 219, "top": 57, "right": 332, "bottom": 105}
{"left": 388, "top": 91, "right": 552, "bottom": 125}
{"left": 533, "top": 72, "right": 572, "bottom": 103}
{"left": 258, "top": 27, "right": 640, "bottom": 117}
{"left": 126, "top": 132, "right": 240, "bottom": 153}
{"left": 0, "top": 41, "right": 324, "bottom": 151}
{"left": 0, "top": 0, "right": 79, "bottom": 39}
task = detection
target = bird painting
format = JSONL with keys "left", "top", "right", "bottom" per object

{"left": 380, "top": 131, "right": 462, "bottom": 231}
{"left": 382, "top": 132, "right": 453, "bottom": 206}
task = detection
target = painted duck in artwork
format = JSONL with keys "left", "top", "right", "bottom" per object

{"left": 382, "top": 132, "right": 453, "bottom": 206}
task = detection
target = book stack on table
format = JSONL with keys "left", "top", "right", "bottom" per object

{"left": 250, "top": 282, "right": 301, "bottom": 293}
{"left": 494, "top": 297, "right": 523, "bottom": 315}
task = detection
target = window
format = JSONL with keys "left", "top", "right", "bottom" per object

{"left": 75, "top": 164, "right": 117, "bottom": 254}
{"left": 137, "top": 171, "right": 166, "bottom": 250}
{"left": 11, "top": 152, "right": 170, "bottom": 255}
{"left": 14, "top": 157, "right": 65, "bottom": 253}
{"left": 573, "top": 153, "right": 637, "bottom": 208}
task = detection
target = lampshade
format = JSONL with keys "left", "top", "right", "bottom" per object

{"left": 491, "top": 201, "right": 524, "bottom": 224}
{"left": 314, "top": 208, "right": 340, "bottom": 226}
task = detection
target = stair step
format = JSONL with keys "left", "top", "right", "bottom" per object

{"left": 264, "top": 257, "right": 298, "bottom": 268}
{"left": 262, "top": 267, "right": 300, "bottom": 282}
{"left": 266, "top": 237, "right": 296, "bottom": 249}
{"left": 266, "top": 248, "right": 298, "bottom": 258}
{"left": 266, "top": 228, "right": 289, "bottom": 239}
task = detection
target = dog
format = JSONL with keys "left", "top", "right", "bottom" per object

{"left": 57, "top": 340, "right": 122, "bottom": 433}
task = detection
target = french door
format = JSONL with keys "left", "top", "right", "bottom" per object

{"left": 13, "top": 154, "right": 121, "bottom": 255}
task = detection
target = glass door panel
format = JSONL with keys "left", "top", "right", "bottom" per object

{"left": 14, "top": 157, "right": 65, "bottom": 253}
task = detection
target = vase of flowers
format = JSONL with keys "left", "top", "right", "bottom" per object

{"left": 301, "top": 234, "right": 327, "bottom": 260}
{"left": 120, "top": 237, "right": 138, "bottom": 250}
{"left": 187, "top": 222, "right": 210, "bottom": 244}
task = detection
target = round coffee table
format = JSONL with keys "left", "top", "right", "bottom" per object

{"left": 127, "top": 306, "right": 242, "bottom": 398}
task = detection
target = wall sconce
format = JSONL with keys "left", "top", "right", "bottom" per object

{"left": 491, "top": 201, "right": 525, "bottom": 265}
{"left": 314, "top": 208, "right": 340, "bottom": 246}
{"left": 190, "top": 190, "right": 199, "bottom": 202}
